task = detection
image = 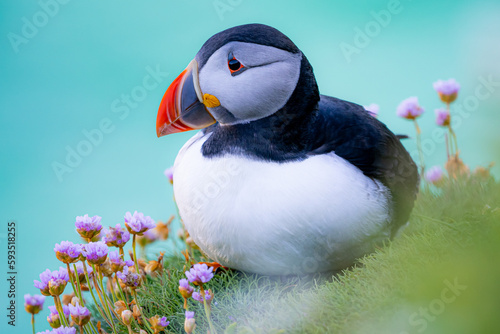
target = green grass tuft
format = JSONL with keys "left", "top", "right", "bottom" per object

{"left": 134, "top": 176, "right": 500, "bottom": 333}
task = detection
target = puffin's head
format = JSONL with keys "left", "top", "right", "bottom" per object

{"left": 156, "top": 24, "right": 312, "bottom": 137}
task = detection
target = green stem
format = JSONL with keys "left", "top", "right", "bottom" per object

{"left": 132, "top": 234, "right": 140, "bottom": 275}
{"left": 67, "top": 263, "right": 82, "bottom": 302}
{"left": 444, "top": 131, "right": 451, "bottom": 160}
{"left": 82, "top": 261, "right": 112, "bottom": 328}
{"left": 115, "top": 273, "right": 129, "bottom": 303}
{"left": 98, "top": 271, "right": 120, "bottom": 320}
{"left": 72, "top": 263, "right": 85, "bottom": 304}
{"left": 83, "top": 324, "right": 92, "bottom": 334}
{"left": 449, "top": 126, "right": 459, "bottom": 157}
{"left": 91, "top": 264, "right": 118, "bottom": 334}
{"left": 414, "top": 120, "right": 425, "bottom": 177}
{"left": 132, "top": 289, "right": 153, "bottom": 333}
{"left": 108, "top": 275, "right": 118, "bottom": 304}
{"left": 445, "top": 103, "right": 453, "bottom": 156}
{"left": 31, "top": 313, "right": 35, "bottom": 334}
{"left": 86, "top": 323, "right": 99, "bottom": 334}
{"left": 200, "top": 287, "right": 217, "bottom": 334}
{"left": 446, "top": 103, "right": 459, "bottom": 157}
{"left": 54, "top": 295, "right": 69, "bottom": 327}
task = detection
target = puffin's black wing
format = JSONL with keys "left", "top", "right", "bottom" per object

{"left": 309, "top": 95, "right": 419, "bottom": 235}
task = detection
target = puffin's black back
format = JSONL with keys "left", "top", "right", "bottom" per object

{"left": 199, "top": 24, "right": 419, "bottom": 235}
{"left": 310, "top": 96, "right": 419, "bottom": 235}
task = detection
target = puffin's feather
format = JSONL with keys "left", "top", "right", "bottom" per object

{"left": 309, "top": 96, "right": 419, "bottom": 234}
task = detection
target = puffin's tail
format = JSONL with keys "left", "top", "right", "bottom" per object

{"left": 396, "top": 134, "right": 409, "bottom": 140}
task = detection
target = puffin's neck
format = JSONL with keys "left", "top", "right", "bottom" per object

{"left": 201, "top": 54, "right": 320, "bottom": 162}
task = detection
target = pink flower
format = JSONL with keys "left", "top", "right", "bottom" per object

{"left": 363, "top": 103, "right": 379, "bottom": 117}
{"left": 68, "top": 302, "right": 91, "bottom": 326}
{"left": 435, "top": 108, "right": 451, "bottom": 127}
{"left": 75, "top": 214, "right": 102, "bottom": 239}
{"left": 109, "top": 250, "right": 134, "bottom": 272}
{"left": 82, "top": 241, "right": 109, "bottom": 265}
{"left": 396, "top": 97, "right": 424, "bottom": 120}
{"left": 164, "top": 167, "right": 174, "bottom": 184}
{"left": 124, "top": 211, "right": 156, "bottom": 235}
{"left": 184, "top": 310, "right": 196, "bottom": 334}
{"left": 54, "top": 241, "right": 82, "bottom": 264}
{"left": 24, "top": 294, "right": 45, "bottom": 314}
{"left": 116, "top": 266, "right": 141, "bottom": 288}
{"left": 102, "top": 224, "right": 130, "bottom": 248}
{"left": 192, "top": 290, "right": 212, "bottom": 302}
{"left": 425, "top": 166, "right": 445, "bottom": 185}
{"left": 179, "top": 278, "right": 194, "bottom": 299}
{"left": 185, "top": 263, "right": 214, "bottom": 286}
{"left": 433, "top": 79, "right": 460, "bottom": 103}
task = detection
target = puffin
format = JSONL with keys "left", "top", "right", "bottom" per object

{"left": 156, "top": 24, "right": 419, "bottom": 275}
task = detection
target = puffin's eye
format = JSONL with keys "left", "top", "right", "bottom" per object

{"left": 228, "top": 52, "right": 245, "bottom": 76}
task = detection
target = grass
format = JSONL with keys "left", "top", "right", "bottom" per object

{"left": 131, "top": 175, "right": 500, "bottom": 334}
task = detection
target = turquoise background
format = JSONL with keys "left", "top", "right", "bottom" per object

{"left": 1, "top": 0, "right": 499, "bottom": 332}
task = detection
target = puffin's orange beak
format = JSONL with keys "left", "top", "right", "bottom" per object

{"left": 156, "top": 59, "right": 216, "bottom": 137}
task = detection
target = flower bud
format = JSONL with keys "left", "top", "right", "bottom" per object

{"left": 98, "top": 259, "right": 114, "bottom": 277}
{"left": 396, "top": 97, "right": 424, "bottom": 120}
{"left": 24, "top": 294, "right": 45, "bottom": 315}
{"left": 184, "top": 311, "right": 196, "bottom": 334}
{"left": 149, "top": 315, "right": 170, "bottom": 332}
{"left": 68, "top": 302, "right": 91, "bottom": 327}
{"left": 178, "top": 279, "right": 194, "bottom": 299}
{"left": 75, "top": 214, "right": 103, "bottom": 240}
{"left": 47, "top": 305, "right": 69, "bottom": 329}
{"left": 114, "top": 300, "right": 127, "bottom": 316}
{"left": 425, "top": 166, "right": 445, "bottom": 187}
{"left": 121, "top": 310, "right": 133, "bottom": 326}
{"left": 39, "top": 286, "right": 51, "bottom": 296}
{"left": 435, "top": 108, "right": 451, "bottom": 127}
{"left": 54, "top": 241, "right": 83, "bottom": 264}
{"left": 71, "top": 297, "right": 81, "bottom": 306}
{"left": 49, "top": 279, "right": 67, "bottom": 296}
{"left": 82, "top": 241, "right": 109, "bottom": 265}
{"left": 124, "top": 211, "right": 156, "bottom": 235}
{"left": 117, "top": 267, "right": 142, "bottom": 289}
{"left": 47, "top": 312, "right": 62, "bottom": 328}
{"left": 132, "top": 304, "right": 141, "bottom": 320}
{"left": 433, "top": 79, "right": 460, "bottom": 104}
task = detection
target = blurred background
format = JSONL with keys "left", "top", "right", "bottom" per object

{"left": 1, "top": 0, "right": 499, "bottom": 332}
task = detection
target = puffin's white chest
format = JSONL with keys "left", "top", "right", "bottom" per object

{"left": 173, "top": 132, "right": 392, "bottom": 275}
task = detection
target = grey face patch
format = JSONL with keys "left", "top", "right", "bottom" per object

{"left": 197, "top": 42, "right": 302, "bottom": 125}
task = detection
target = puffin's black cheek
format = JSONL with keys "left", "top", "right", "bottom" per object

{"left": 208, "top": 106, "right": 239, "bottom": 125}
